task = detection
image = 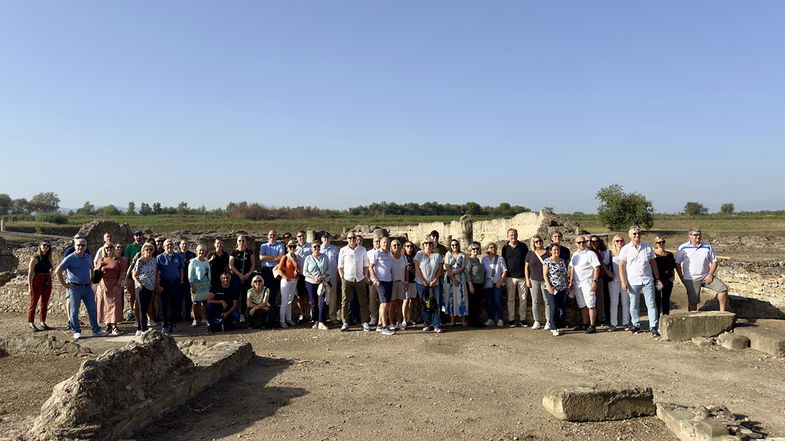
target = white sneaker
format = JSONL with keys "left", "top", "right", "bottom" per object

{"left": 110, "top": 328, "right": 121, "bottom": 336}
{"left": 340, "top": 323, "right": 350, "bottom": 332}
{"left": 201, "top": 320, "right": 209, "bottom": 326}
{"left": 362, "top": 322, "right": 371, "bottom": 332}
{"left": 191, "top": 320, "right": 198, "bottom": 327}
{"left": 532, "top": 321, "right": 541, "bottom": 330}
{"left": 73, "top": 332, "right": 81, "bottom": 340}
{"left": 544, "top": 321, "right": 552, "bottom": 330}
{"left": 551, "top": 329, "right": 561, "bottom": 336}
{"left": 135, "top": 330, "right": 143, "bottom": 336}
{"left": 496, "top": 319, "right": 504, "bottom": 327}
{"left": 484, "top": 319, "right": 494, "bottom": 327}
{"left": 381, "top": 327, "right": 396, "bottom": 336}
{"left": 318, "top": 323, "right": 329, "bottom": 330}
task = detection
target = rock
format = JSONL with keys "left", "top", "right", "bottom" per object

{"left": 733, "top": 320, "right": 785, "bottom": 357}
{"left": 0, "top": 333, "right": 91, "bottom": 357}
{"left": 656, "top": 403, "right": 766, "bottom": 441}
{"left": 717, "top": 332, "right": 750, "bottom": 350}
{"left": 76, "top": 219, "right": 134, "bottom": 255}
{"left": 660, "top": 312, "right": 736, "bottom": 342}
{"left": 700, "top": 295, "right": 785, "bottom": 321}
{"left": 691, "top": 336, "right": 714, "bottom": 348}
{"left": 542, "top": 384, "right": 655, "bottom": 422}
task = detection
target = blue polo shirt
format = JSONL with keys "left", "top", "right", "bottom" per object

{"left": 156, "top": 252, "right": 184, "bottom": 281}
{"left": 259, "top": 242, "right": 285, "bottom": 268}
{"left": 57, "top": 252, "right": 93, "bottom": 284}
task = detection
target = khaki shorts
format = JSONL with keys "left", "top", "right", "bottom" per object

{"left": 685, "top": 275, "right": 728, "bottom": 305}
{"left": 391, "top": 280, "right": 406, "bottom": 301}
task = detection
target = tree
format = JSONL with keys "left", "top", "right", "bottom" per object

{"left": 463, "top": 201, "right": 481, "bottom": 215}
{"left": 139, "top": 202, "right": 152, "bottom": 216}
{"left": 152, "top": 202, "right": 161, "bottom": 215}
{"left": 28, "top": 192, "right": 60, "bottom": 213}
{"left": 127, "top": 201, "right": 136, "bottom": 215}
{"left": 596, "top": 184, "right": 654, "bottom": 230}
{"left": 0, "top": 193, "right": 11, "bottom": 214}
{"left": 76, "top": 201, "right": 95, "bottom": 215}
{"left": 720, "top": 203, "right": 735, "bottom": 215}
{"left": 683, "top": 202, "right": 708, "bottom": 216}
{"left": 176, "top": 201, "right": 189, "bottom": 215}
{"left": 11, "top": 198, "right": 30, "bottom": 214}
{"left": 98, "top": 204, "right": 121, "bottom": 216}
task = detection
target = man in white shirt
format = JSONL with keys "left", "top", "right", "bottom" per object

{"left": 338, "top": 233, "right": 370, "bottom": 332}
{"left": 366, "top": 236, "right": 382, "bottom": 326}
{"left": 675, "top": 227, "right": 729, "bottom": 311}
{"left": 294, "top": 230, "right": 312, "bottom": 323}
{"left": 369, "top": 237, "right": 396, "bottom": 335}
{"left": 619, "top": 225, "right": 663, "bottom": 336}
{"left": 319, "top": 232, "right": 340, "bottom": 323}
{"left": 568, "top": 235, "right": 601, "bottom": 333}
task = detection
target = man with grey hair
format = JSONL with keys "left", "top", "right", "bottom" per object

{"left": 675, "top": 228, "right": 729, "bottom": 311}
{"left": 503, "top": 228, "right": 530, "bottom": 327}
{"left": 568, "top": 235, "right": 600, "bottom": 333}
{"left": 56, "top": 237, "right": 106, "bottom": 339}
{"left": 619, "top": 225, "right": 663, "bottom": 337}
{"left": 155, "top": 239, "right": 185, "bottom": 334}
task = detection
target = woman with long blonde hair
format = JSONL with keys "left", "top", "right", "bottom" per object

{"left": 607, "top": 234, "right": 630, "bottom": 331}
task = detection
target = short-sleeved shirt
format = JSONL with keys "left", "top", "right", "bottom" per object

{"left": 156, "top": 252, "right": 184, "bottom": 281}
{"left": 543, "top": 257, "right": 568, "bottom": 291}
{"left": 502, "top": 242, "right": 529, "bottom": 278}
{"left": 259, "top": 242, "right": 285, "bottom": 268}
{"left": 481, "top": 255, "right": 507, "bottom": 284}
{"left": 295, "top": 242, "right": 312, "bottom": 268}
{"left": 413, "top": 251, "right": 444, "bottom": 284}
{"left": 338, "top": 245, "right": 368, "bottom": 282}
{"left": 465, "top": 256, "right": 486, "bottom": 284}
{"left": 569, "top": 249, "right": 600, "bottom": 284}
{"left": 124, "top": 242, "right": 143, "bottom": 262}
{"left": 57, "top": 252, "right": 93, "bottom": 284}
{"left": 369, "top": 249, "right": 395, "bottom": 282}
{"left": 618, "top": 242, "right": 656, "bottom": 285}
{"left": 206, "top": 251, "right": 230, "bottom": 285}
{"left": 525, "top": 250, "right": 547, "bottom": 282}
{"left": 133, "top": 257, "right": 158, "bottom": 290}
{"left": 188, "top": 258, "right": 211, "bottom": 285}
{"left": 210, "top": 284, "right": 238, "bottom": 305}
{"left": 247, "top": 287, "right": 270, "bottom": 306}
{"left": 675, "top": 242, "right": 718, "bottom": 280}
{"left": 230, "top": 249, "right": 254, "bottom": 274}
{"left": 320, "top": 244, "right": 339, "bottom": 279}
{"left": 303, "top": 254, "right": 329, "bottom": 284}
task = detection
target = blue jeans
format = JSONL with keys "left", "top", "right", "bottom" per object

{"left": 483, "top": 285, "right": 504, "bottom": 321}
{"left": 628, "top": 281, "right": 658, "bottom": 329}
{"left": 67, "top": 285, "right": 101, "bottom": 335}
{"left": 416, "top": 283, "right": 442, "bottom": 328}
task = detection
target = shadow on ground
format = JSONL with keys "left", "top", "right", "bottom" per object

{"left": 135, "top": 356, "right": 305, "bottom": 440}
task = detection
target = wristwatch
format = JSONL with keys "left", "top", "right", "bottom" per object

{"left": 593, "top": 279, "right": 600, "bottom": 283}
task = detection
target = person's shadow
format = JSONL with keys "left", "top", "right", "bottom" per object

{"left": 135, "top": 356, "right": 305, "bottom": 440}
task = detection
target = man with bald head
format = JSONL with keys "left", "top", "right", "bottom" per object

{"left": 155, "top": 239, "right": 185, "bottom": 334}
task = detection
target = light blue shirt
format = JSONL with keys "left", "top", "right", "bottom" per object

{"left": 259, "top": 242, "right": 285, "bottom": 268}
{"left": 57, "top": 252, "right": 93, "bottom": 284}
{"left": 303, "top": 254, "right": 330, "bottom": 284}
{"left": 320, "top": 244, "right": 339, "bottom": 279}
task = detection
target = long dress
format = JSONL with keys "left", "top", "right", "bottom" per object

{"left": 442, "top": 253, "right": 468, "bottom": 317}
{"left": 96, "top": 257, "right": 127, "bottom": 324}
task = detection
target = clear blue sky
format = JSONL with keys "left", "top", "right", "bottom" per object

{"left": 1, "top": 1, "right": 783, "bottom": 213}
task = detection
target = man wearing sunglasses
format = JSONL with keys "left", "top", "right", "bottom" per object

{"left": 568, "top": 235, "right": 601, "bottom": 333}
{"left": 56, "top": 238, "right": 106, "bottom": 339}
{"left": 619, "top": 226, "right": 663, "bottom": 337}
{"left": 675, "top": 228, "right": 729, "bottom": 312}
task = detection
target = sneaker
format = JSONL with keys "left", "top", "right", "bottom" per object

{"left": 398, "top": 323, "right": 406, "bottom": 331}
{"left": 362, "top": 322, "right": 371, "bottom": 332}
{"left": 376, "top": 324, "right": 384, "bottom": 332}
{"left": 422, "top": 326, "right": 432, "bottom": 332}
{"left": 628, "top": 326, "right": 641, "bottom": 334}
{"left": 484, "top": 319, "right": 494, "bottom": 327}
{"left": 73, "top": 332, "right": 81, "bottom": 340}
{"left": 584, "top": 325, "right": 596, "bottom": 334}
{"left": 531, "top": 321, "right": 541, "bottom": 330}
{"left": 125, "top": 313, "right": 135, "bottom": 322}
{"left": 381, "top": 327, "right": 396, "bottom": 336}
{"left": 239, "top": 314, "right": 246, "bottom": 323}
{"left": 318, "top": 323, "right": 329, "bottom": 331}
{"left": 434, "top": 327, "right": 444, "bottom": 333}
{"left": 650, "top": 328, "right": 660, "bottom": 338}
{"left": 496, "top": 319, "right": 504, "bottom": 327}
{"left": 135, "top": 330, "right": 143, "bottom": 337}
{"left": 191, "top": 320, "right": 198, "bottom": 327}
{"left": 340, "top": 323, "right": 349, "bottom": 332}
{"left": 573, "top": 324, "right": 588, "bottom": 332}
{"left": 544, "top": 321, "right": 552, "bottom": 330}
{"left": 201, "top": 320, "right": 209, "bottom": 326}
{"left": 110, "top": 328, "right": 121, "bottom": 336}
{"left": 93, "top": 330, "right": 108, "bottom": 337}
{"left": 369, "top": 317, "right": 378, "bottom": 326}
{"left": 519, "top": 321, "right": 529, "bottom": 328}
{"left": 298, "top": 314, "right": 305, "bottom": 323}
{"left": 551, "top": 329, "right": 561, "bottom": 336}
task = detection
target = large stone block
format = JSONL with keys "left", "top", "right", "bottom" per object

{"left": 733, "top": 319, "right": 785, "bottom": 357}
{"left": 542, "top": 384, "right": 655, "bottom": 422}
{"left": 660, "top": 312, "right": 736, "bottom": 342}
{"left": 717, "top": 332, "right": 750, "bottom": 350}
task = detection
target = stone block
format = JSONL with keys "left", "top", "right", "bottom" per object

{"left": 717, "top": 332, "right": 750, "bottom": 350}
{"left": 657, "top": 403, "right": 766, "bottom": 441}
{"left": 542, "top": 384, "right": 655, "bottom": 422}
{"left": 660, "top": 312, "right": 736, "bottom": 342}
{"left": 734, "top": 320, "right": 785, "bottom": 357}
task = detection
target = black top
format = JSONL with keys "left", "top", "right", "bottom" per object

{"left": 655, "top": 252, "right": 676, "bottom": 280}
{"left": 33, "top": 256, "right": 52, "bottom": 274}
{"left": 554, "top": 245, "right": 570, "bottom": 263}
{"left": 524, "top": 250, "right": 547, "bottom": 282}
{"left": 210, "top": 285, "right": 238, "bottom": 307}
{"left": 404, "top": 254, "right": 416, "bottom": 283}
{"left": 231, "top": 249, "right": 254, "bottom": 274}
{"left": 206, "top": 251, "right": 230, "bottom": 286}
{"left": 502, "top": 242, "right": 529, "bottom": 278}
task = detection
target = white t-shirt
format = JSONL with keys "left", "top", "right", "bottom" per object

{"left": 369, "top": 249, "right": 394, "bottom": 282}
{"left": 569, "top": 249, "right": 600, "bottom": 284}
{"left": 390, "top": 253, "right": 407, "bottom": 282}
{"left": 675, "top": 241, "right": 718, "bottom": 280}
{"left": 618, "top": 242, "right": 656, "bottom": 285}
{"left": 413, "top": 251, "right": 444, "bottom": 284}
{"left": 481, "top": 255, "right": 508, "bottom": 284}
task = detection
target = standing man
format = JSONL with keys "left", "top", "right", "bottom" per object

{"left": 430, "top": 230, "right": 448, "bottom": 256}
{"left": 319, "top": 232, "right": 340, "bottom": 323}
{"left": 293, "top": 231, "right": 312, "bottom": 323}
{"left": 568, "top": 235, "right": 601, "bottom": 334}
{"left": 675, "top": 228, "right": 729, "bottom": 311}
{"left": 618, "top": 226, "right": 663, "bottom": 336}
{"left": 338, "top": 232, "right": 370, "bottom": 332}
{"left": 124, "top": 230, "right": 145, "bottom": 322}
{"left": 259, "top": 230, "right": 284, "bottom": 327}
{"left": 550, "top": 231, "right": 570, "bottom": 262}
{"left": 155, "top": 239, "right": 184, "bottom": 334}
{"left": 56, "top": 237, "right": 106, "bottom": 339}
{"left": 502, "top": 228, "right": 530, "bottom": 327}
{"left": 367, "top": 236, "right": 382, "bottom": 327}
{"left": 369, "top": 237, "right": 396, "bottom": 335}
{"left": 64, "top": 235, "right": 91, "bottom": 258}
{"left": 93, "top": 232, "right": 113, "bottom": 265}
{"left": 176, "top": 239, "right": 197, "bottom": 323}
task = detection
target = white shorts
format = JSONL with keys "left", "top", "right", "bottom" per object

{"left": 573, "top": 282, "right": 596, "bottom": 309}
{"left": 391, "top": 280, "right": 406, "bottom": 301}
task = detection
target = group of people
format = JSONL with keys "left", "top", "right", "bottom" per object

{"left": 30, "top": 225, "right": 728, "bottom": 340}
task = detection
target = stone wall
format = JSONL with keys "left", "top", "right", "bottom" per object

{"left": 716, "top": 260, "right": 785, "bottom": 310}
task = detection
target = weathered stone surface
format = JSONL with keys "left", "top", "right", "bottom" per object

{"left": 717, "top": 332, "right": 750, "bottom": 350}
{"left": 692, "top": 336, "right": 715, "bottom": 348}
{"left": 0, "top": 333, "right": 92, "bottom": 357}
{"left": 542, "top": 384, "right": 655, "bottom": 422}
{"left": 700, "top": 295, "right": 785, "bottom": 321}
{"left": 660, "top": 312, "right": 736, "bottom": 342}
{"left": 76, "top": 219, "right": 134, "bottom": 255}
{"left": 656, "top": 402, "right": 767, "bottom": 441}
{"left": 733, "top": 320, "right": 785, "bottom": 357}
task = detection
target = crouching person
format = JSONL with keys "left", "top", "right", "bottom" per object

{"left": 247, "top": 275, "right": 271, "bottom": 328}
{"left": 206, "top": 272, "right": 239, "bottom": 332}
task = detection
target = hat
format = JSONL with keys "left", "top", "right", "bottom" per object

{"left": 133, "top": 230, "right": 143, "bottom": 235}
{"left": 322, "top": 232, "right": 331, "bottom": 238}
{"left": 287, "top": 239, "right": 298, "bottom": 247}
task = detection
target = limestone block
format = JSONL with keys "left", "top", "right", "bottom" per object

{"left": 542, "top": 384, "right": 655, "bottom": 422}
{"left": 717, "top": 332, "right": 750, "bottom": 350}
{"left": 660, "top": 312, "right": 736, "bottom": 342}
{"left": 692, "top": 336, "right": 715, "bottom": 348}
{"left": 656, "top": 403, "right": 766, "bottom": 441}
{"left": 733, "top": 320, "right": 785, "bottom": 357}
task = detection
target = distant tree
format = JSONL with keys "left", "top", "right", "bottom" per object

{"left": 76, "top": 201, "right": 95, "bottom": 215}
{"left": 28, "top": 192, "right": 60, "bottom": 213}
{"left": 152, "top": 202, "right": 162, "bottom": 215}
{"left": 127, "top": 201, "right": 136, "bottom": 215}
{"left": 463, "top": 201, "right": 481, "bottom": 215}
{"left": 98, "top": 204, "right": 120, "bottom": 216}
{"left": 596, "top": 184, "right": 654, "bottom": 230}
{"left": 0, "top": 193, "right": 11, "bottom": 214}
{"left": 11, "top": 198, "right": 30, "bottom": 214}
{"left": 139, "top": 202, "right": 152, "bottom": 216}
{"left": 720, "top": 203, "right": 735, "bottom": 215}
{"left": 176, "top": 201, "right": 189, "bottom": 215}
{"left": 683, "top": 202, "right": 708, "bottom": 216}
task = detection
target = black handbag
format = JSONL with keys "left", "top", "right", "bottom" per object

{"left": 92, "top": 268, "right": 103, "bottom": 284}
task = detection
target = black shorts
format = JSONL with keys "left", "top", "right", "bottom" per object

{"left": 296, "top": 275, "right": 307, "bottom": 297}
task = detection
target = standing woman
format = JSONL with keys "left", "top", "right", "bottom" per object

{"left": 229, "top": 234, "right": 256, "bottom": 321}
{"left": 95, "top": 242, "right": 127, "bottom": 335}
{"left": 188, "top": 244, "right": 211, "bottom": 327}
{"left": 413, "top": 240, "right": 444, "bottom": 333}
{"left": 27, "top": 241, "right": 54, "bottom": 332}
{"left": 607, "top": 234, "right": 630, "bottom": 331}
{"left": 389, "top": 240, "right": 408, "bottom": 330}
{"left": 207, "top": 239, "right": 229, "bottom": 289}
{"left": 443, "top": 239, "right": 468, "bottom": 327}
{"left": 481, "top": 242, "right": 507, "bottom": 327}
{"left": 303, "top": 242, "right": 330, "bottom": 330}
{"left": 132, "top": 243, "right": 157, "bottom": 335}
{"left": 464, "top": 241, "right": 486, "bottom": 327}
{"left": 654, "top": 235, "right": 676, "bottom": 316}
{"left": 402, "top": 241, "right": 418, "bottom": 326}
{"left": 275, "top": 240, "right": 301, "bottom": 328}
{"left": 542, "top": 243, "right": 568, "bottom": 336}
{"left": 525, "top": 235, "right": 550, "bottom": 330}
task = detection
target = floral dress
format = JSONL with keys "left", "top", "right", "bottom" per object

{"left": 442, "top": 252, "right": 468, "bottom": 316}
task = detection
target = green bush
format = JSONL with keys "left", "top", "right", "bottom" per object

{"left": 35, "top": 212, "right": 69, "bottom": 224}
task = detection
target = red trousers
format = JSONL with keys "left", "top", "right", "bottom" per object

{"left": 28, "top": 274, "right": 52, "bottom": 323}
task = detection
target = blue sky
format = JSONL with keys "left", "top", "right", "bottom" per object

{"left": 1, "top": 1, "right": 783, "bottom": 213}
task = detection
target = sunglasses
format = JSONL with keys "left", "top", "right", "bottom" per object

{"left": 253, "top": 280, "right": 263, "bottom": 283}
{"left": 471, "top": 247, "right": 480, "bottom": 251}
{"left": 656, "top": 241, "right": 665, "bottom": 244}
{"left": 575, "top": 241, "right": 586, "bottom": 244}
{"left": 41, "top": 244, "right": 51, "bottom": 247}
{"left": 631, "top": 232, "right": 641, "bottom": 236}
{"left": 691, "top": 233, "right": 702, "bottom": 237}
{"left": 614, "top": 240, "right": 624, "bottom": 243}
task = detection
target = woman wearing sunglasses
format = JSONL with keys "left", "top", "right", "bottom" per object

{"left": 653, "top": 235, "right": 676, "bottom": 316}
{"left": 464, "top": 241, "right": 486, "bottom": 327}
{"left": 607, "top": 234, "right": 630, "bottom": 331}
{"left": 27, "top": 241, "right": 54, "bottom": 332}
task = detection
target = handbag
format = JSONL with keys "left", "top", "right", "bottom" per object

{"left": 92, "top": 269, "right": 103, "bottom": 284}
